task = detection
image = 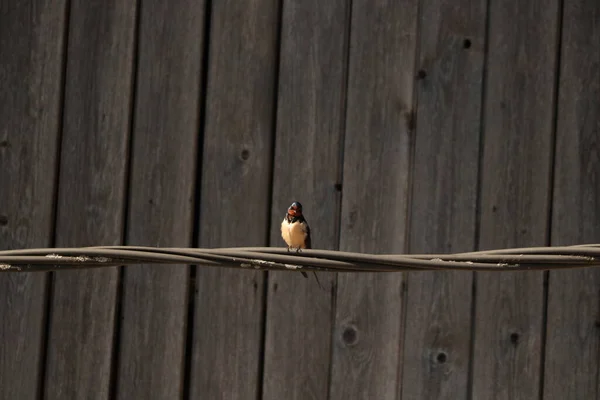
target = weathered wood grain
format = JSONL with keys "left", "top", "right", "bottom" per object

{"left": 43, "top": 1, "right": 136, "bottom": 399}
{"left": 115, "top": 1, "right": 205, "bottom": 399}
{"left": 543, "top": 0, "right": 600, "bottom": 398}
{"left": 262, "top": 0, "right": 349, "bottom": 398}
{"left": 471, "top": 0, "right": 561, "bottom": 398}
{"left": 329, "top": 0, "right": 418, "bottom": 399}
{"left": 187, "top": 1, "right": 278, "bottom": 398}
{"left": 0, "top": 1, "right": 66, "bottom": 398}
{"left": 401, "top": 0, "right": 486, "bottom": 398}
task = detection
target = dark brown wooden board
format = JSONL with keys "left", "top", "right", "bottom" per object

{"left": 0, "top": 1, "right": 66, "bottom": 398}
{"left": 471, "top": 0, "right": 561, "bottom": 398}
{"left": 261, "top": 0, "right": 350, "bottom": 398}
{"left": 43, "top": 1, "right": 136, "bottom": 398}
{"left": 543, "top": 0, "right": 600, "bottom": 398}
{"left": 400, "top": 0, "right": 486, "bottom": 398}
{"left": 187, "top": 1, "right": 278, "bottom": 398}
{"left": 329, "top": 0, "right": 419, "bottom": 398}
{"left": 115, "top": 1, "right": 205, "bottom": 398}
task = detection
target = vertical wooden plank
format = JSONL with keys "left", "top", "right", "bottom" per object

{"left": 43, "top": 1, "right": 136, "bottom": 399}
{"left": 329, "top": 0, "right": 418, "bottom": 399}
{"left": 543, "top": 1, "right": 600, "bottom": 398}
{"left": 188, "top": 1, "right": 279, "bottom": 398}
{"left": 401, "top": 0, "right": 485, "bottom": 398}
{"left": 0, "top": 1, "right": 66, "bottom": 398}
{"left": 115, "top": 1, "right": 205, "bottom": 399}
{"left": 262, "top": 0, "right": 349, "bottom": 398}
{"left": 471, "top": 0, "right": 560, "bottom": 398}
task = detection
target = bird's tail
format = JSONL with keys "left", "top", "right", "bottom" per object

{"left": 301, "top": 270, "right": 324, "bottom": 290}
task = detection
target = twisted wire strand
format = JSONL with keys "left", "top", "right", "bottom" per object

{"left": 1, "top": 244, "right": 599, "bottom": 273}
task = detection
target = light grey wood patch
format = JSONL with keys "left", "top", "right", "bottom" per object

{"left": 544, "top": 0, "right": 600, "bottom": 398}
{"left": 401, "top": 0, "right": 486, "bottom": 398}
{"left": 188, "top": 0, "right": 279, "bottom": 399}
{"left": 115, "top": 1, "right": 205, "bottom": 399}
{"left": 262, "top": 0, "right": 350, "bottom": 398}
{"left": 0, "top": 0, "right": 66, "bottom": 398}
{"left": 329, "top": 0, "right": 419, "bottom": 399}
{"left": 43, "top": 1, "right": 136, "bottom": 399}
{"left": 471, "top": 0, "right": 561, "bottom": 398}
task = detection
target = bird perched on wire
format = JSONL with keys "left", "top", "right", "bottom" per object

{"left": 281, "top": 201, "right": 322, "bottom": 289}
{"left": 281, "top": 201, "right": 311, "bottom": 251}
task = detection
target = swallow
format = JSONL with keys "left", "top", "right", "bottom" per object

{"left": 281, "top": 201, "right": 323, "bottom": 289}
{"left": 281, "top": 201, "right": 311, "bottom": 251}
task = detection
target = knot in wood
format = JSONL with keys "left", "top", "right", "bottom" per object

{"left": 510, "top": 332, "right": 520, "bottom": 345}
{"left": 342, "top": 325, "right": 358, "bottom": 346}
{"left": 436, "top": 352, "right": 447, "bottom": 363}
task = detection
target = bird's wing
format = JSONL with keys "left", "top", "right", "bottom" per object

{"left": 303, "top": 220, "right": 311, "bottom": 249}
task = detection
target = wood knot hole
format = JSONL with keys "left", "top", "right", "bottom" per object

{"left": 510, "top": 332, "right": 520, "bottom": 345}
{"left": 436, "top": 352, "right": 447, "bottom": 363}
{"left": 240, "top": 149, "right": 250, "bottom": 161}
{"left": 463, "top": 39, "right": 472, "bottom": 49}
{"left": 0, "top": 215, "right": 7, "bottom": 226}
{"left": 342, "top": 326, "right": 358, "bottom": 346}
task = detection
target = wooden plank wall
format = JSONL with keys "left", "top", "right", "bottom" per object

{"left": 116, "top": 1, "right": 205, "bottom": 398}
{"left": 544, "top": 0, "right": 600, "bottom": 398}
{"left": 330, "top": 0, "right": 417, "bottom": 399}
{"left": 45, "top": 1, "right": 135, "bottom": 399}
{"left": 0, "top": 1, "right": 67, "bottom": 398}
{"left": 472, "top": 0, "right": 561, "bottom": 399}
{"left": 1, "top": 0, "right": 599, "bottom": 399}
{"left": 190, "top": 0, "right": 278, "bottom": 398}
{"left": 401, "top": 0, "right": 486, "bottom": 398}
{"left": 262, "top": 0, "right": 348, "bottom": 398}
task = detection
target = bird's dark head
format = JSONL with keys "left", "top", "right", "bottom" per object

{"left": 287, "top": 201, "right": 303, "bottom": 218}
